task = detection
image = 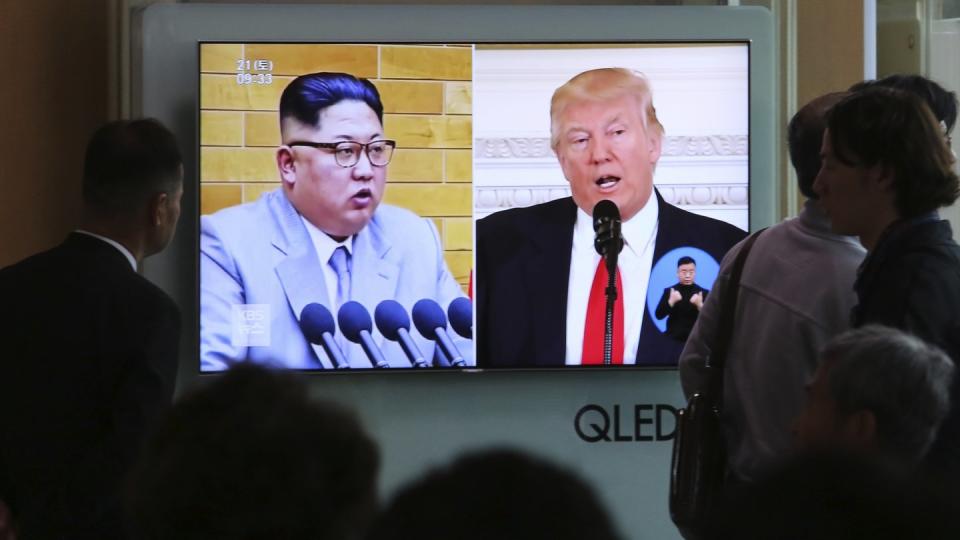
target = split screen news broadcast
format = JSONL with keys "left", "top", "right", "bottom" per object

{"left": 198, "top": 42, "right": 749, "bottom": 372}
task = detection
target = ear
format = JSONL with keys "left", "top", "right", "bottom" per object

{"left": 864, "top": 163, "right": 893, "bottom": 191}
{"left": 277, "top": 146, "right": 297, "bottom": 186}
{"left": 148, "top": 192, "right": 169, "bottom": 227}
{"left": 553, "top": 142, "right": 565, "bottom": 165}
{"left": 841, "top": 409, "right": 878, "bottom": 449}
{"left": 648, "top": 129, "right": 662, "bottom": 165}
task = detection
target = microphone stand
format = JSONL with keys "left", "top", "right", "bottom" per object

{"left": 596, "top": 219, "right": 623, "bottom": 365}
{"left": 604, "top": 250, "right": 618, "bottom": 365}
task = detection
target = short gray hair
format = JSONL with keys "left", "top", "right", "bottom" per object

{"left": 821, "top": 325, "right": 955, "bottom": 463}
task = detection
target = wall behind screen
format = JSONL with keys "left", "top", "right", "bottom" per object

{"left": 0, "top": 1, "right": 108, "bottom": 267}
{"left": 138, "top": 5, "right": 775, "bottom": 539}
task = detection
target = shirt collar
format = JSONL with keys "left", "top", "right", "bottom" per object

{"left": 300, "top": 215, "right": 354, "bottom": 264}
{"left": 573, "top": 193, "right": 659, "bottom": 257}
{"left": 75, "top": 230, "right": 137, "bottom": 271}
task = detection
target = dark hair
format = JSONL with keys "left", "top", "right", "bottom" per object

{"left": 82, "top": 118, "right": 182, "bottom": 214}
{"left": 368, "top": 448, "right": 622, "bottom": 540}
{"left": 677, "top": 256, "right": 695, "bottom": 267}
{"left": 851, "top": 74, "right": 958, "bottom": 135}
{"left": 126, "top": 364, "right": 379, "bottom": 540}
{"left": 826, "top": 87, "right": 959, "bottom": 217}
{"left": 788, "top": 92, "right": 847, "bottom": 199}
{"left": 279, "top": 72, "right": 383, "bottom": 133}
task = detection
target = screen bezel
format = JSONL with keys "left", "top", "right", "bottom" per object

{"left": 137, "top": 4, "right": 775, "bottom": 379}
{"left": 195, "top": 39, "right": 751, "bottom": 374}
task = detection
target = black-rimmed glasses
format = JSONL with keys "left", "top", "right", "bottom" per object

{"left": 288, "top": 139, "right": 396, "bottom": 168}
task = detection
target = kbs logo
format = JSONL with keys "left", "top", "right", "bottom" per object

{"left": 574, "top": 403, "right": 678, "bottom": 443}
{"left": 231, "top": 304, "right": 270, "bottom": 347}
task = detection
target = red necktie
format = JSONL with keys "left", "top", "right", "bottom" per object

{"left": 582, "top": 259, "right": 624, "bottom": 364}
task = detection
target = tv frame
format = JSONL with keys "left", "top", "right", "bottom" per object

{"left": 135, "top": 3, "right": 775, "bottom": 382}
{"left": 194, "top": 38, "right": 751, "bottom": 373}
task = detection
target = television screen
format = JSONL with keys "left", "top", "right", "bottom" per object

{"left": 198, "top": 41, "right": 749, "bottom": 372}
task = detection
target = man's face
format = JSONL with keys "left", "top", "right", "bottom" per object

{"left": 677, "top": 263, "right": 696, "bottom": 286}
{"left": 792, "top": 361, "right": 842, "bottom": 451}
{"left": 162, "top": 181, "right": 184, "bottom": 246}
{"left": 146, "top": 168, "right": 184, "bottom": 257}
{"left": 279, "top": 99, "right": 387, "bottom": 239}
{"left": 555, "top": 94, "right": 661, "bottom": 221}
{"left": 812, "top": 129, "right": 887, "bottom": 236}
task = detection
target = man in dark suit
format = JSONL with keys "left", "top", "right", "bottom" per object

{"left": 0, "top": 119, "right": 183, "bottom": 539}
{"left": 477, "top": 68, "right": 745, "bottom": 367}
{"left": 654, "top": 256, "right": 708, "bottom": 342}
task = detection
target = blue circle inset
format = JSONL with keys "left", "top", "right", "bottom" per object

{"left": 646, "top": 247, "right": 721, "bottom": 333}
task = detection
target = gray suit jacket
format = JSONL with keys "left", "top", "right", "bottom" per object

{"left": 200, "top": 188, "right": 469, "bottom": 370}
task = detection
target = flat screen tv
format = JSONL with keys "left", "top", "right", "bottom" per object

{"left": 197, "top": 39, "right": 751, "bottom": 372}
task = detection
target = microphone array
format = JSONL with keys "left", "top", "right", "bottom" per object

{"left": 299, "top": 298, "right": 473, "bottom": 369}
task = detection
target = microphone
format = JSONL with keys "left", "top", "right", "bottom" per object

{"left": 338, "top": 301, "right": 390, "bottom": 369}
{"left": 447, "top": 297, "right": 473, "bottom": 339}
{"left": 374, "top": 300, "right": 428, "bottom": 368}
{"left": 593, "top": 199, "right": 624, "bottom": 266}
{"left": 412, "top": 299, "right": 466, "bottom": 367}
{"left": 299, "top": 303, "right": 349, "bottom": 369}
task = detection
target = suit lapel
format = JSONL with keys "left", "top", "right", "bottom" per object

{"left": 527, "top": 199, "right": 576, "bottom": 364}
{"left": 637, "top": 189, "right": 677, "bottom": 362}
{"left": 649, "top": 189, "right": 678, "bottom": 267}
{"left": 268, "top": 191, "right": 334, "bottom": 369}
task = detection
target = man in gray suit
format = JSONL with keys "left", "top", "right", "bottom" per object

{"left": 201, "top": 72, "right": 468, "bottom": 370}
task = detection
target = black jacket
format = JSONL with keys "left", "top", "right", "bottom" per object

{"left": 853, "top": 216, "right": 960, "bottom": 477}
{"left": 655, "top": 282, "right": 709, "bottom": 341}
{"left": 0, "top": 233, "right": 180, "bottom": 539}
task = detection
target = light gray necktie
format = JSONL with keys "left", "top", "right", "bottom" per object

{"left": 328, "top": 246, "right": 351, "bottom": 350}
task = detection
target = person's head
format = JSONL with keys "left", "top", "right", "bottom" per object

{"left": 813, "top": 87, "right": 959, "bottom": 239}
{"left": 276, "top": 72, "right": 392, "bottom": 241}
{"left": 82, "top": 118, "right": 183, "bottom": 256}
{"left": 368, "top": 448, "right": 622, "bottom": 540}
{"left": 550, "top": 68, "right": 664, "bottom": 221}
{"left": 792, "top": 325, "right": 954, "bottom": 465}
{"left": 677, "top": 255, "right": 696, "bottom": 285}
{"left": 126, "top": 364, "right": 379, "bottom": 540}
{"left": 787, "top": 92, "right": 848, "bottom": 199}
{"left": 850, "top": 74, "right": 958, "bottom": 140}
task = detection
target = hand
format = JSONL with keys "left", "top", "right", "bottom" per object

{"left": 668, "top": 288, "right": 682, "bottom": 307}
{"left": 690, "top": 291, "right": 704, "bottom": 311}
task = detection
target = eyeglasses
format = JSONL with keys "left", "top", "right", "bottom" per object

{"left": 288, "top": 139, "right": 396, "bottom": 168}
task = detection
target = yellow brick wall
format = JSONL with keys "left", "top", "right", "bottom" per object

{"left": 200, "top": 43, "right": 473, "bottom": 291}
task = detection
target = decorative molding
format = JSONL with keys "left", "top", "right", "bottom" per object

{"left": 661, "top": 135, "right": 748, "bottom": 157}
{"left": 475, "top": 184, "right": 748, "bottom": 211}
{"left": 475, "top": 138, "right": 554, "bottom": 159}
{"left": 657, "top": 185, "right": 748, "bottom": 206}
{"left": 475, "top": 135, "right": 748, "bottom": 159}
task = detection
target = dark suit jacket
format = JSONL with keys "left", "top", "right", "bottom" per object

{"left": 654, "top": 282, "right": 709, "bottom": 342}
{"left": 0, "top": 233, "right": 180, "bottom": 539}
{"left": 476, "top": 192, "right": 746, "bottom": 367}
{"left": 850, "top": 217, "right": 960, "bottom": 480}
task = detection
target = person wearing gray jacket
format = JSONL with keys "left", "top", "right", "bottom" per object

{"left": 678, "top": 93, "right": 866, "bottom": 482}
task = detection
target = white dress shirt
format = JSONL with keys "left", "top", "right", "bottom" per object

{"left": 565, "top": 196, "right": 659, "bottom": 365}
{"left": 75, "top": 230, "right": 137, "bottom": 271}
{"left": 301, "top": 216, "right": 354, "bottom": 315}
